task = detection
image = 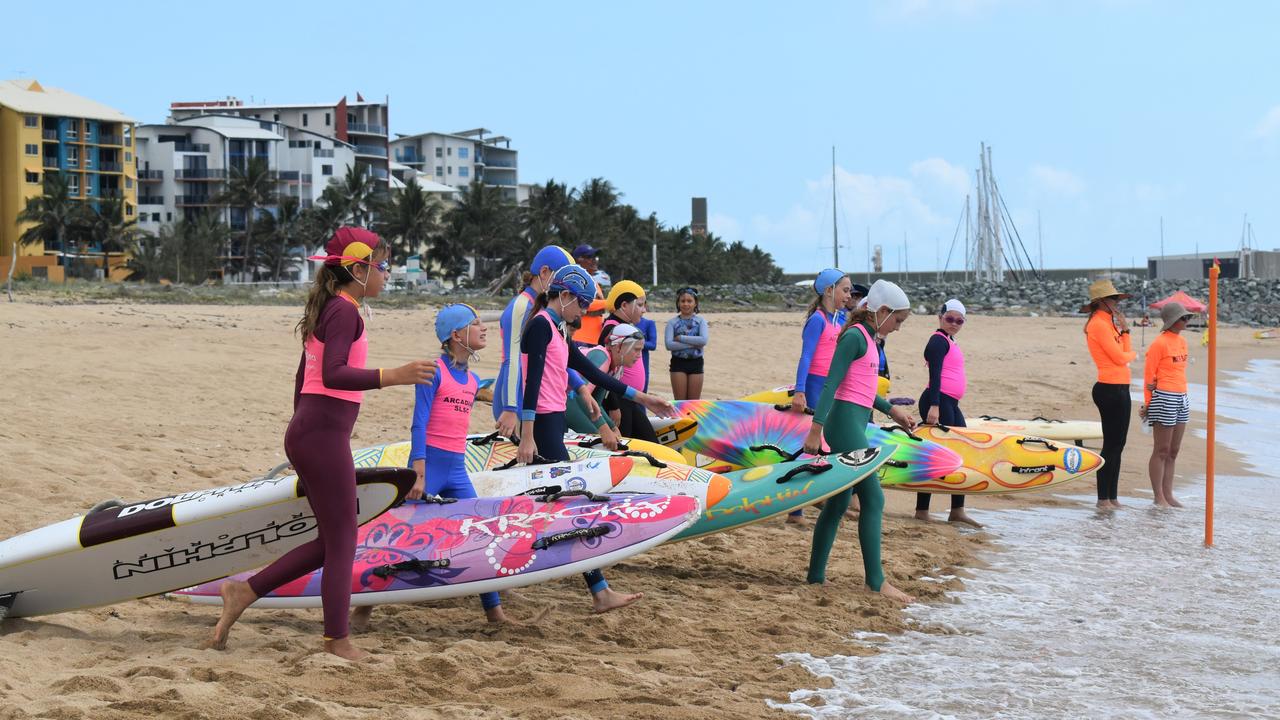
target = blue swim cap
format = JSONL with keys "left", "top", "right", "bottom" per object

{"left": 434, "top": 303, "right": 479, "bottom": 343}
{"left": 549, "top": 264, "right": 597, "bottom": 305}
{"left": 814, "top": 268, "right": 846, "bottom": 295}
{"left": 529, "top": 245, "right": 574, "bottom": 274}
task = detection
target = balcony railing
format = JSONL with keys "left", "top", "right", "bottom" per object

{"left": 138, "top": 170, "right": 163, "bottom": 181}
{"left": 97, "top": 135, "right": 123, "bottom": 146}
{"left": 98, "top": 190, "right": 123, "bottom": 199}
{"left": 175, "top": 168, "right": 227, "bottom": 180}
{"left": 42, "top": 129, "right": 59, "bottom": 140}
{"left": 96, "top": 162, "right": 123, "bottom": 173}
{"left": 394, "top": 150, "right": 419, "bottom": 163}
{"left": 173, "top": 142, "right": 210, "bottom": 153}
{"left": 314, "top": 148, "right": 334, "bottom": 158}
{"left": 176, "top": 195, "right": 217, "bottom": 207}
{"left": 484, "top": 177, "right": 517, "bottom": 187}
{"left": 277, "top": 171, "right": 313, "bottom": 184}
{"left": 137, "top": 195, "right": 164, "bottom": 205}
{"left": 354, "top": 144, "right": 388, "bottom": 157}
{"left": 485, "top": 159, "right": 516, "bottom": 168}
{"left": 347, "top": 123, "right": 387, "bottom": 135}
{"left": 66, "top": 158, "right": 79, "bottom": 168}
{"left": 43, "top": 156, "right": 59, "bottom": 168}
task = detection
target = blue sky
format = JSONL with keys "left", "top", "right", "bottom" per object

{"left": 8, "top": 0, "right": 1278, "bottom": 272}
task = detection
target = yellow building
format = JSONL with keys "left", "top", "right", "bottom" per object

{"left": 0, "top": 79, "right": 137, "bottom": 281}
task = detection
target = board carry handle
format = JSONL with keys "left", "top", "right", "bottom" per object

{"left": 469, "top": 431, "right": 503, "bottom": 446}
{"left": 580, "top": 436, "right": 632, "bottom": 451}
{"left": 531, "top": 524, "right": 613, "bottom": 550}
{"left": 774, "top": 404, "right": 815, "bottom": 415}
{"left": 372, "top": 558, "right": 451, "bottom": 579}
{"left": 978, "top": 414, "right": 1008, "bottom": 421}
{"left": 1016, "top": 437, "right": 1060, "bottom": 451}
{"left": 611, "top": 450, "right": 667, "bottom": 468}
{"left": 262, "top": 461, "right": 293, "bottom": 480}
{"left": 749, "top": 444, "right": 804, "bottom": 462}
{"left": 879, "top": 425, "right": 924, "bottom": 442}
{"left": 420, "top": 495, "right": 458, "bottom": 505}
{"left": 494, "top": 454, "right": 556, "bottom": 471}
{"left": 0, "top": 592, "right": 18, "bottom": 623}
{"left": 883, "top": 459, "right": 909, "bottom": 468}
{"left": 518, "top": 484, "right": 563, "bottom": 497}
{"left": 1029, "top": 416, "right": 1066, "bottom": 424}
{"left": 538, "top": 489, "right": 612, "bottom": 503}
{"left": 777, "top": 460, "right": 833, "bottom": 484}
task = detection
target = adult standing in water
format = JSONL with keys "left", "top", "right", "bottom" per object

{"left": 914, "top": 299, "right": 981, "bottom": 527}
{"left": 208, "top": 227, "right": 435, "bottom": 661}
{"left": 1083, "top": 279, "right": 1136, "bottom": 510}
{"left": 803, "top": 279, "right": 917, "bottom": 603}
{"left": 1142, "top": 301, "right": 1193, "bottom": 508}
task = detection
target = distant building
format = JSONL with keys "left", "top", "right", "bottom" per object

{"left": 169, "top": 95, "right": 389, "bottom": 184}
{"left": 0, "top": 78, "right": 137, "bottom": 281}
{"left": 389, "top": 128, "right": 518, "bottom": 201}
{"left": 1147, "top": 250, "right": 1280, "bottom": 280}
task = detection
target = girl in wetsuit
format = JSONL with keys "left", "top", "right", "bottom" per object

{"left": 494, "top": 245, "right": 575, "bottom": 438}
{"left": 208, "top": 227, "right": 435, "bottom": 661}
{"left": 802, "top": 279, "right": 917, "bottom": 604}
{"left": 787, "top": 269, "right": 852, "bottom": 524}
{"left": 597, "top": 280, "right": 657, "bottom": 442}
{"left": 1082, "top": 280, "right": 1136, "bottom": 510}
{"left": 1142, "top": 301, "right": 1193, "bottom": 508}
{"left": 914, "top": 299, "right": 981, "bottom": 528}
{"left": 665, "top": 287, "right": 708, "bottom": 401}
{"left": 519, "top": 265, "right": 677, "bottom": 612}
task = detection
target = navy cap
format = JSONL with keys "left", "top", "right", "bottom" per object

{"left": 573, "top": 244, "right": 599, "bottom": 258}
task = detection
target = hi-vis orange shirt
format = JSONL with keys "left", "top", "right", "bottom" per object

{"left": 1143, "top": 331, "right": 1189, "bottom": 404}
{"left": 1086, "top": 310, "right": 1137, "bottom": 384}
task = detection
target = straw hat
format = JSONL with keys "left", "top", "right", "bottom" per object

{"left": 1078, "top": 279, "right": 1132, "bottom": 313}
{"left": 1159, "top": 301, "right": 1194, "bottom": 332}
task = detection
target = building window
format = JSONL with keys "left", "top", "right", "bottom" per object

{"left": 126, "top": 205, "right": 134, "bottom": 217}
{"left": 126, "top": 177, "right": 133, "bottom": 189}
{"left": 25, "top": 143, "right": 38, "bottom": 155}
{"left": 273, "top": 113, "right": 280, "bottom": 122}
{"left": 435, "top": 165, "right": 443, "bottom": 176}
{"left": 447, "top": 166, "right": 452, "bottom": 174}
{"left": 459, "top": 167, "right": 469, "bottom": 178}
{"left": 325, "top": 112, "right": 330, "bottom": 126}
{"left": 302, "top": 113, "right": 309, "bottom": 127}
{"left": 69, "top": 178, "right": 79, "bottom": 194}
{"left": 24, "top": 115, "right": 38, "bottom": 128}
{"left": 435, "top": 147, "right": 442, "bottom": 158}
{"left": 25, "top": 171, "right": 40, "bottom": 184}
{"left": 166, "top": 212, "right": 172, "bottom": 222}
{"left": 321, "top": 164, "right": 333, "bottom": 176}
{"left": 458, "top": 147, "right": 469, "bottom": 159}
{"left": 152, "top": 213, "right": 160, "bottom": 222}
{"left": 447, "top": 147, "right": 452, "bottom": 156}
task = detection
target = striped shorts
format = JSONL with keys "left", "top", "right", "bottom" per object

{"left": 1147, "top": 389, "right": 1190, "bottom": 427}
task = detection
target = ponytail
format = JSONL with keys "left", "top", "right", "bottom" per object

{"left": 296, "top": 264, "right": 354, "bottom": 344}
{"left": 803, "top": 295, "right": 823, "bottom": 320}
{"left": 838, "top": 307, "right": 875, "bottom": 339}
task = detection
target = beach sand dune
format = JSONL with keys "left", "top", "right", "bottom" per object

{"left": 0, "top": 304, "right": 1260, "bottom": 719}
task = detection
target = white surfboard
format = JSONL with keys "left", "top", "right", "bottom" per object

{"left": 468, "top": 456, "right": 635, "bottom": 497}
{"left": 0, "top": 467, "right": 415, "bottom": 620}
{"left": 965, "top": 415, "right": 1104, "bottom": 442}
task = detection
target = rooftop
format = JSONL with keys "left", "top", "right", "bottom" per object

{"left": 0, "top": 79, "right": 134, "bottom": 123}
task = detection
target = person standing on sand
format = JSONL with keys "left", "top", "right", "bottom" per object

{"left": 598, "top": 280, "right": 658, "bottom": 443}
{"left": 1141, "top": 301, "right": 1193, "bottom": 509}
{"left": 665, "top": 287, "right": 708, "bottom": 401}
{"left": 1083, "top": 279, "right": 1137, "bottom": 510}
{"left": 802, "top": 279, "right": 917, "bottom": 604}
{"left": 208, "top": 227, "right": 435, "bottom": 661}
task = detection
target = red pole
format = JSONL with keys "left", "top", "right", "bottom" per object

{"left": 1205, "top": 261, "right": 1219, "bottom": 547}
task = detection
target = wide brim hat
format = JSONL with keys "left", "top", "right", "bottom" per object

{"left": 1078, "top": 279, "right": 1132, "bottom": 313}
{"left": 1159, "top": 301, "right": 1194, "bottom": 332}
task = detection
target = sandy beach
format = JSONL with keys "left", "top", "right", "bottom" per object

{"left": 0, "top": 301, "right": 1268, "bottom": 720}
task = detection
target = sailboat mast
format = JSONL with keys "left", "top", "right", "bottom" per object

{"left": 832, "top": 146, "right": 839, "bottom": 268}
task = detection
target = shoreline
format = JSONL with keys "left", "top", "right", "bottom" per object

{"left": 0, "top": 305, "right": 1271, "bottom": 719}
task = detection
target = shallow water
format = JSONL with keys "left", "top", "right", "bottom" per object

{"left": 773, "top": 359, "right": 1280, "bottom": 719}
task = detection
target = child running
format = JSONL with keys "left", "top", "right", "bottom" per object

{"left": 494, "top": 245, "right": 575, "bottom": 438}
{"left": 665, "top": 287, "right": 708, "bottom": 400}
{"left": 1142, "top": 301, "right": 1193, "bottom": 508}
{"left": 914, "top": 299, "right": 981, "bottom": 528}
{"left": 802, "top": 279, "right": 917, "bottom": 604}
{"left": 1082, "top": 280, "right": 1136, "bottom": 510}
{"left": 597, "top": 280, "right": 658, "bottom": 442}
{"left": 519, "top": 264, "right": 677, "bottom": 612}
{"left": 207, "top": 227, "right": 435, "bottom": 661}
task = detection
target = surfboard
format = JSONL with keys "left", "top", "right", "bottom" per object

{"left": 561, "top": 433, "right": 686, "bottom": 465}
{"left": 739, "top": 377, "right": 891, "bottom": 405}
{"left": 888, "top": 425, "right": 1105, "bottom": 494}
{"left": 0, "top": 467, "right": 416, "bottom": 620}
{"left": 1255, "top": 328, "right": 1278, "bottom": 340}
{"left": 475, "top": 377, "right": 495, "bottom": 404}
{"left": 965, "top": 415, "right": 1104, "bottom": 442}
{"left": 172, "top": 493, "right": 700, "bottom": 608}
{"left": 646, "top": 416, "right": 699, "bottom": 449}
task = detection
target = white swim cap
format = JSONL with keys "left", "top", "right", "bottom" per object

{"left": 866, "top": 280, "right": 910, "bottom": 312}
{"left": 941, "top": 299, "right": 966, "bottom": 317}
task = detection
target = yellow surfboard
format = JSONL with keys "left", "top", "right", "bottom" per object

{"left": 739, "top": 377, "right": 891, "bottom": 405}
{"left": 891, "top": 425, "right": 1104, "bottom": 495}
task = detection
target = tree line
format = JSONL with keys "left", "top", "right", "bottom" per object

{"left": 8, "top": 163, "right": 783, "bottom": 299}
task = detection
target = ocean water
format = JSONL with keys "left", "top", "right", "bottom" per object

{"left": 772, "top": 359, "right": 1280, "bottom": 719}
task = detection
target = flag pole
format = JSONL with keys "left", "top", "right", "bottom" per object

{"left": 1205, "top": 259, "right": 1219, "bottom": 547}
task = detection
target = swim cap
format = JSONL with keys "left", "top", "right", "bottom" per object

{"left": 309, "top": 226, "right": 381, "bottom": 267}
{"left": 814, "top": 268, "right": 846, "bottom": 295}
{"left": 866, "top": 279, "right": 910, "bottom": 312}
{"left": 434, "top": 303, "right": 479, "bottom": 343}
{"left": 941, "top": 299, "right": 966, "bottom": 317}
{"left": 528, "top": 245, "right": 573, "bottom": 274}
{"left": 607, "top": 323, "right": 644, "bottom": 345}
{"left": 606, "top": 280, "right": 646, "bottom": 312}
{"left": 549, "top": 264, "right": 597, "bottom": 305}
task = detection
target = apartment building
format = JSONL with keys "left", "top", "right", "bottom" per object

{"left": 389, "top": 128, "right": 518, "bottom": 201}
{"left": 0, "top": 79, "right": 137, "bottom": 280}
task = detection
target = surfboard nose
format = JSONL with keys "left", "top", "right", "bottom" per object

{"left": 607, "top": 456, "right": 635, "bottom": 487}
{"left": 703, "top": 473, "right": 732, "bottom": 509}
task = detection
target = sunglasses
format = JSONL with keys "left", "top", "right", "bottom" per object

{"left": 575, "top": 297, "right": 591, "bottom": 309}
{"left": 610, "top": 330, "right": 644, "bottom": 345}
{"left": 943, "top": 315, "right": 965, "bottom": 325}
{"left": 677, "top": 287, "right": 699, "bottom": 297}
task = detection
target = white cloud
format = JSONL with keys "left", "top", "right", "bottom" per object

{"left": 1254, "top": 105, "right": 1280, "bottom": 139}
{"left": 1030, "top": 164, "right": 1086, "bottom": 196}
{"left": 707, "top": 212, "right": 742, "bottom": 242}
{"left": 911, "top": 157, "right": 971, "bottom": 196}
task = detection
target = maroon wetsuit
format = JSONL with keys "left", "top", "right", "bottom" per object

{"left": 248, "top": 294, "right": 380, "bottom": 640}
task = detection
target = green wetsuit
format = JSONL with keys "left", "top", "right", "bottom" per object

{"left": 564, "top": 347, "right": 618, "bottom": 434}
{"left": 807, "top": 321, "right": 894, "bottom": 589}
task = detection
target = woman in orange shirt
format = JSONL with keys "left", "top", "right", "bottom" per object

{"left": 1141, "top": 301, "right": 1193, "bottom": 508}
{"left": 1082, "top": 280, "right": 1137, "bottom": 510}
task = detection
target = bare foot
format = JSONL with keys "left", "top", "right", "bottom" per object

{"left": 1154, "top": 501, "right": 1173, "bottom": 509}
{"left": 1109, "top": 500, "right": 1124, "bottom": 509}
{"left": 323, "top": 636, "right": 369, "bottom": 662}
{"left": 1167, "top": 497, "right": 1184, "bottom": 508}
{"left": 591, "top": 588, "right": 643, "bottom": 614}
{"left": 485, "top": 605, "right": 513, "bottom": 624}
{"left": 206, "top": 580, "right": 257, "bottom": 650}
{"left": 1096, "top": 501, "right": 1114, "bottom": 511}
{"left": 948, "top": 512, "right": 983, "bottom": 529}
{"left": 876, "top": 581, "right": 915, "bottom": 604}
{"left": 785, "top": 513, "right": 809, "bottom": 527}
{"left": 349, "top": 605, "right": 373, "bottom": 633}
{"left": 843, "top": 510, "right": 859, "bottom": 521}
{"left": 914, "top": 511, "right": 933, "bottom": 523}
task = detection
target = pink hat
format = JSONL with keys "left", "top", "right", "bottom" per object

{"left": 309, "top": 226, "right": 381, "bottom": 267}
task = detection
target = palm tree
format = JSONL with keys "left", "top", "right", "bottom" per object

{"left": 12, "top": 172, "right": 87, "bottom": 293}
{"left": 378, "top": 177, "right": 443, "bottom": 275}
{"left": 441, "top": 181, "right": 517, "bottom": 282}
{"left": 521, "top": 179, "right": 576, "bottom": 248}
{"left": 119, "top": 229, "right": 163, "bottom": 282}
{"left": 272, "top": 195, "right": 302, "bottom": 283}
{"left": 87, "top": 196, "right": 139, "bottom": 281}
{"left": 336, "top": 164, "right": 378, "bottom": 228}
{"left": 216, "top": 158, "right": 276, "bottom": 280}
